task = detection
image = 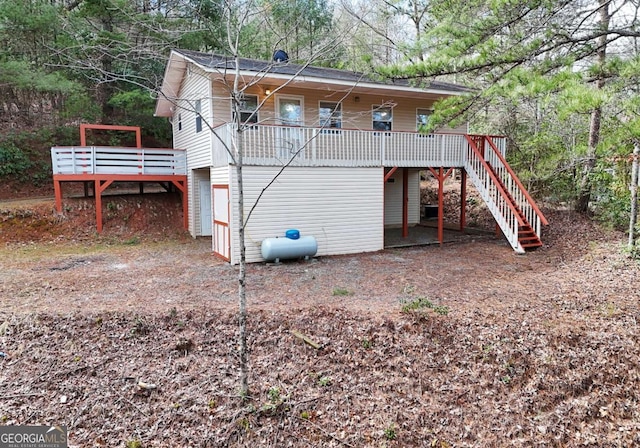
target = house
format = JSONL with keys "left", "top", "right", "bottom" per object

{"left": 153, "top": 49, "right": 547, "bottom": 264}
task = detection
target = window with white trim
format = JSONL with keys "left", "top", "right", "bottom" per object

{"left": 372, "top": 105, "right": 392, "bottom": 131}
{"left": 195, "top": 99, "right": 202, "bottom": 133}
{"left": 319, "top": 101, "right": 342, "bottom": 129}
{"left": 236, "top": 94, "right": 258, "bottom": 125}
{"left": 416, "top": 108, "right": 433, "bottom": 133}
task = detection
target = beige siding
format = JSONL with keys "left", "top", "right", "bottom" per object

{"left": 211, "top": 80, "right": 233, "bottom": 126}
{"left": 173, "top": 65, "right": 213, "bottom": 169}
{"left": 384, "top": 169, "right": 421, "bottom": 227}
{"left": 207, "top": 81, "right": 467, "bottom": 133}
{"left": 228, "top": 166, "right": 384, "bottom": 264}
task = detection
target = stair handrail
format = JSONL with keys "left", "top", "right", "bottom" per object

{"left": 465, "top": 135, "right": 525, "bottom": 226}
{"left": 482, "top": 136, "right": 549, "bottom": 227}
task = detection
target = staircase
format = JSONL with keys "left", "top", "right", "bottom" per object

{"left": 464, "top": 135, "right": 548, "bottom": 253}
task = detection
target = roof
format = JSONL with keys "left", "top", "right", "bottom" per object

{"left": 155, "top": 49, "right": 469, "bottom": 117}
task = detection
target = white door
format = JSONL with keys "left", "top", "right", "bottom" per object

{"left": 276, "top": 95, "right": 304, "bottom": 161}
{"left": 199, "top": 179, "right": 212, "bottom": 235}
{"left": 212, "top": 185, "right": 230, "bottom": 261}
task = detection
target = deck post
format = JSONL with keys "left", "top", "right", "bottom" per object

{"left": 402, "top": 168, "right": 409, "bottom": 238}
{"left": 438, "top": 167, "right": 444, "bottom": 244}
{"left": 95, "top": 179, "right": 115, "bottom": 233}
{"left": 53, "top": 179, "right": 63, "bottom": 213}
{"left": 429, "top": 167, "right": 455, "bottom": 245}
{"left": 170, "top": 179, "right": 189, "bottom": 230}
{"left": 95, "top": 179, "right": 103, "bottom": 233}
{"left": 460, "top": 169, "right": 467, "bottom": 232}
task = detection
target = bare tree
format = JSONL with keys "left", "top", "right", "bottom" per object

{"left": 157, "top": 0, "right": 360, "bottom": 398}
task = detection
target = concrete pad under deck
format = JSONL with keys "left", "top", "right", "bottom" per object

{"left": 384, "top": 221, "right": 495, "bottom": 248}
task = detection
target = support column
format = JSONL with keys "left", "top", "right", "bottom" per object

{"left": 53, "top": 179, "right": 63, "bottom": 213}
{"left": 402, "top": 168, "right": 409, "bottom": 238}
{"left": 95, "top": 179, "right": 114, "bottom": 233}
{"left": 429, "top": 167, "right": 455, "bottom": 246}
{"left": 95, "top": 180, "right": 102, "bottom": 233}
{"left": 438, "top": 168, "right": 445, "bottom": 244}
{"left": 460, "top": 169, "right": 467, "bottom": 232}
{"left": 171, "top": 179, "right": 189, "bottom": 230}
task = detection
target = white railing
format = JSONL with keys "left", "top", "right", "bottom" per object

{"left": 465, "top": 139, "right": 522, "bottom": 252}
{"left": 465, "top": 135, "right": 547, "bottom": 253}
{"left": 210, "top": 123, "right": 478, "bottom": 168}
{"left": 51, "top": 147, "right": 187, "bottom": 176}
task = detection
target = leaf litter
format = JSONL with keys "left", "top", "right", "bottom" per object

{"left": 1, "top": 205, "right": 639, "bottom": 447}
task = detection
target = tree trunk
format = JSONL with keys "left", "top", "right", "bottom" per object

{"left": 236, "top": 130, "right": 248, "bottom": 397}
{"left": 232, "top": 57, "right": 249, "bottom": 396}
{"left": 575, "top": 106, "right": 602, "bottom": 212}
{"left": 629, "top": 142, "right": 640, "bottom": 248}
{"left": 99, "top": 16, "right": 115, "bottom": 122}
{"left": 575, "top": 0, "right": 609, "bottom": 213}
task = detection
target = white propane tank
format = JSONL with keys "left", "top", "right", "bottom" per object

{"left": 261, "top": 236, "right": 317, "bottom": 262}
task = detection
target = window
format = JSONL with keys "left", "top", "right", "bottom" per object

{"left": 372, "top": 105, "right": 392, "bottom": 131}
{"left": 416, "top": 108, "right": 433, "bottom": 133}
{"left": 277, "top": 96, "right": 303, "bottom": 126}
{"left": 195, "top": 99, "right": 202, "bottom": 133}
{"left": 319, "top": 102, "right": 342, "bottom": 129}
{"left": 177, "top": 113, "right": 182, "bottom": 131}
{"left": 236, "top": 94, "right": 258, "bottom": 125}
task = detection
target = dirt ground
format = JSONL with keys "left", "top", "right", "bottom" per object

{"left": 1, "top": 185, "right": 640, "bottom": 447}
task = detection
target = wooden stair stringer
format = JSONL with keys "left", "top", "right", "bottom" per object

{"left": 485, "top": 163, "right": 543, "bottom": 250}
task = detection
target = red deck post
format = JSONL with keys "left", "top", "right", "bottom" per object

{"left": 460, "top": 169, "right": 467, "bottom": 231}
{"left": 438, "top": 168, "right": 444, "bottom": 244}
{"left": 53, "top": 179, "right": 63, "bottom": 213}
{"left": 169, "top": 179, "right": 189, "bottom": 230}
{"left": 95, "top": 179, "right": 102, "bottom": 233}
{"left": 95, "top": 179, "right": 115, "bottom": 233}
{"left": 428, "top": 167, "right": 454, "bottom": 245}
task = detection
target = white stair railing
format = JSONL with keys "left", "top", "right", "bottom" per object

{"left": 482, "top": 137, "right": 548, "bottom": 238}
{"left": 464, "top": 135, "right": 524, "bottom": 253}
{"left": 464, "top": 135, "right": 548, "bottom": 252}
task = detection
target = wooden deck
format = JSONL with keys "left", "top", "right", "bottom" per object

{"left": 51, "top": 125, "right": 188, "bottom": 233}
{"left": 211, "top": 123, "right": 507, "bottom": 168}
